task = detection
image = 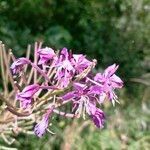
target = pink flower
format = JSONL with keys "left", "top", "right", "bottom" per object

{"left": 16, "top": 84, "right": 40, "bottom": 108}
{"left": 38, "top": 47, "right": 57, "bottom": 65}
{"left": 10, "top": 58, "right": 29, "bottom": 74}
{"left": 55, "top": 48, "right": 75, "bottom": 88}
{"left": 62, "top": 82, "right": 105, "bottom": 127}
{"left": 62, "top": 83, "right": 98, "bottom": 117}
{"left": 94, "top": 64, "right": 123, "bottom": 88}
{"left": 34, "top": 106, "right": 54, "bottom": 137}
{"left": 94, "top": 64, "right": 123, "bottom": 105}
{"left": 72, "top": 54, "right": 92, "bottom": 73}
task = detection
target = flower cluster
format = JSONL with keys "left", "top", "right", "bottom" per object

{"left": 10, "top": 45, "right": 123, "bottom": 137}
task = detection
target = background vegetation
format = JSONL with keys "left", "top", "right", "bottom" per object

{"left": 0, "top": 0, "right": 149, "bottom": 149}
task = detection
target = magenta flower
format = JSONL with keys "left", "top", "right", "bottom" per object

{"left": 72, "top": 54, "right": 92, "bottom": 73}
{"left": 94, "top": 64, "right": 123, "bottom": 88}
{"left": 94, "top": 64, "right": 123, "bottom": 105}
{"left": 62, "top": 83, "right": 97, "bottom": 117}
{"left": 62, "top": 83, "right": 89, "bottom": 111}
{"left": 16, "top": 84, "right": 40, "bottom": 108}
{"left": 34, "top": 106, "right": 54, "bottom": 137}
{"left": 10, "top": 57, "right": 29, "bottom": 74}
{"left": 55, "top": 48, "right": 75, "bottom": 87}
{"left": 56, "top": 48, "right": 74, "bottom": 73}
{"left": 37, "top": 47, "right": 57, "bottom": 65}
{"left": 62, "top": 82, "right": 105, "bottom": 127}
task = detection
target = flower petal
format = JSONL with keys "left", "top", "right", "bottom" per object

{"left": 91, "top": 108, "right": 105, "bottom": 128}
{"left": 104, "top": 64, "right": 118, "bottom": 77}
{"left": 110, "top": 74, "right": 123, "bottom": 88}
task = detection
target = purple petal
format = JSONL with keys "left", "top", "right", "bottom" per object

{"left": 20, "top": 98, "right": 32, "bottom": 109}
{"left": 89, "top": 85, "right": 102, "bottom": 94}
{"left": 87, "top": 102, "right": 96, "bottom": 115}
{"left": 104, "top": 64, "right": 118, "bottom": 77}
{"left": 55, "top": 48, "right": 75, "bottom": 82}
{"left": 38, "top": 47, "right": 56, "bottom": 65}
{"left": 34, "top": 115, "right": 49, "bottom": 137}
{"left": 10, "top": 58, "right": 29, "bottom": 74}
{"left": 34, "top": 106, "right": 54, "bottom": 137}
{"left": 94, "top": 73, "right": 104, "bottom": 82}
{"left": 110, "top": 74, "right": 123, "bottom": 88}
{"left": 58, "top": 75, "right": 71, "bottom": 88}
{"left": 62, "top": 91, "right": 75, "bottom": 100}
{"left": 16, "top": 84, "right": 40, "bottom": 108}
{"left": 72, "top": 54, "right": 92, "bottom": 73}
{"left": 91, "top": 108, "right": 105, "bottom": 128}
{"left": 98, "top": 93, "right": 106, "bottom": 104}
{"left": 21, "top": 84, "right": 40, "bottom": 97}
{"left": 73, "top": 82, "right": 86, "bottom": 92}
{"left": 38, "top": 47, "right": 55, "bottom": 56}
{"left": 60, "top": 47, "right": 69, "bottom": 59}
{"left": 62, "top": 60, "right": 74, "bottom": 71}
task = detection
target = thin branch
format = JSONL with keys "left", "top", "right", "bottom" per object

{"left": 6, "top": 107, "right": 31, "bottom": 117}
{"left": 34, "top": 42, "right": 38, "bottom": 83}
{"left": 25, "top": 44, "right": 31, "bottom": 71}
{"left": 2, "top": 44, "right": 9, "bottom": 94}
{"left": 0, "top": 42, "right": 8, "bottom": 95}
{"left": 130, "top": 78, "right": 150, "bottom": 86}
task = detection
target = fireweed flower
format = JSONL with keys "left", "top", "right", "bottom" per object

{"left": 55, "top": 48, "right": 75, "bottom": 88}
{"left": 34, "top": 106, "right": 54, "bottom": 137}
{"left": 72, "top": 54, "right": 92, "bottom": 73}
{"left": 37, "top": 47, "right": 57, "bottom": 65}
{"left": 10, "top": 44, "right": 123, "bottom": 137}
{"left": 16, "top": 84, "right": 40, "bottom": 108}
{"left": 62, "top": 82, "right": 105, "bottom": 127}
{"left": 94, "top": 64, "right": 123, "bottom": 105}
{"left": 10, "top": 57, "right": 29, "bottom": 74}
{"left": 62, "top": 82, "right": 93, "bottom": 116}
